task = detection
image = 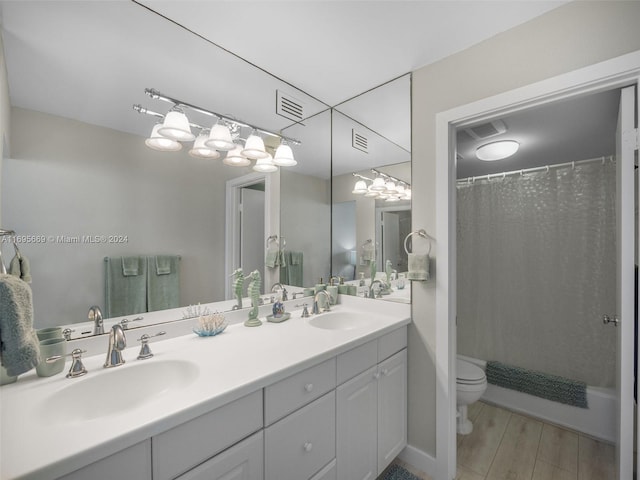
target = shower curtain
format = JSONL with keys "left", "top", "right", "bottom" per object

{"left": 456, "top": 160, "right": 616, "bottom": 388}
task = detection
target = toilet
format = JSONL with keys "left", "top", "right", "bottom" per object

{"left": 456, "top": 358, "right": 487, "bottom": 435}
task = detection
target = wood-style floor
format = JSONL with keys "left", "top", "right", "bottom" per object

{"left": 392, "top": 401, "right": 615, "bottom": 480}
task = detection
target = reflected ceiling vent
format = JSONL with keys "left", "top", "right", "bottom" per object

{"left": 352, "top": 129, "right": 368, "bottom": 153}
{"left": 276, "top": 90, "right": 305, "bottom": 122}
{"left": 464, "top": 119, "right": 507, "bottom": 140}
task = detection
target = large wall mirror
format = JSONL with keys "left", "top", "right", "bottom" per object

{"left": 0, "top": 2, "right": 331, "bottom": 334}
{"left": 331, "top": 74, "right": 411, "bottom": 299}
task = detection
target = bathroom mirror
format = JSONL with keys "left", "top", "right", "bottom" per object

{"left": 330, "top": 75, "right": 411, "bottom": 288}
{"left": 0, "top": 2, "right": 331, "bottom": 334}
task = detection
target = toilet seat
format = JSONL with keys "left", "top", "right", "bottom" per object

{"left": 456, "top": 359, "right": 486, "bottom": 385}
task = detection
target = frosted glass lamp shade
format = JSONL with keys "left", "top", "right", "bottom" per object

{"left": 403, "top": 187, "right": 412, "bottom": 199}
{"left": 158, "top": 108, "right": 195, "bottom": 142}
{"left": 370, "top": 177, "right": 386, "bottom": 191}
{"left": 384, "top": 180, "right": 397, "bottom": 194}
{"left": 145, "top": 124, "right": 182, "bottom": 151}
{"left": 352, "top": 180, "right": 368, "bottom": 194}
{"left": 395, "top": 183, "right": 406, "bottom": 194}
{"left": 364, "top": 188, "right": 379, "bottom": 197}
{"left": 189, "top": 129, "right": 221, "bottom": 159}
{"left": 273, "top": 144, "right": 297, "bottom": 166}
{"left": 253, "top": 154, "right": 277, "bottom": 173}
{"left": 476, "top": 140, "right": 519, "bottom": 161}
{"left": 205, "top": 123, "right": 235, "bottom": 151}
{"left": 223, "top": 144, "right": 251, "bottom": 167}
{"left": 242, "top": 134, "right": 269, "bottom": 159}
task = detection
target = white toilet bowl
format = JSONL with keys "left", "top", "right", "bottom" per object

{"left": 456, "top": 358, "right": 487, "bottom": 435}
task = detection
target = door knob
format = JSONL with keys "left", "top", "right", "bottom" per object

{"left": 602, "top": 314, "right": 619, "bottom": 326}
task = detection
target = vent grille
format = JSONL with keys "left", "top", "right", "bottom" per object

{"left": 352, "top": 130, "right": 368, "bottom": 153}
{"left": 276, "top": 90, "right": 305, "bottom": 122}
{"left": 464, "top": 119, "right": 507, "bottom": 140}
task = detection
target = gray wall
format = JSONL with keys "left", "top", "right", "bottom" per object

{"left": 280, "top": 169, "right": 331, "bottom": 287}
{"left": 3, "top": 107, "right": 241, "bottom": 327}
{"left": 410, "top": 0, "right": 640, "bottom": 458}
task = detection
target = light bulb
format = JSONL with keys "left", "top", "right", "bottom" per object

{"left": 145, "top": 124, "right": 182, "bottom": 152}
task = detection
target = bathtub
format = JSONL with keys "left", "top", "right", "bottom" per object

{"left": 458, "top": 355, "right": 616, "bottom": 443}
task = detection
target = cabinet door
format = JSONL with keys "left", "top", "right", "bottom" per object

{"left": 175, "top": 431, "right": 263, "bottom": 480}
{"left": 377, "top": 349, "right": 407, "bottom": 473}
{"left": 57, "top": 440, "right": 151, "bottom": 480}
{"left": 336, "top": 366, "right": 378, "bottom": 480}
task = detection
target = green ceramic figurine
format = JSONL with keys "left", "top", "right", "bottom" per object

{"left": 245, "top": 270, "right": 262, "bottom": 327}
{"left": 231, "top": 268, "right": 244, "bottom": 310}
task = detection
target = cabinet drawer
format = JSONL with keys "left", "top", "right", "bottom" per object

{"left": 174, "top": 431, "right": 263, "bottom": 480}
{"left": 58, "top": 440, "right": 151, "bottom": 480}
{"left": 153, "top": 390, "right": 263, "bottom": 480}
{"left": 336, "top": 339, "right": 377, "bottom": 385}
{"left": 378, "top": 326, "right": 407, "bottom": 362}
{"left": 265, "top": 391, "right": 336, "bottom": 480}
{"left": 265, "top": 358, "right": 336, "bottom": 425}
{"left": 310, "top": 459, "right": 337, "bottom": 480}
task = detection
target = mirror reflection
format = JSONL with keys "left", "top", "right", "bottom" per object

{"left": 0, "top": 1, "right": 331, "bottom": 336}
{"left": 330, "top": 74, "right": 411, "bottom": 303}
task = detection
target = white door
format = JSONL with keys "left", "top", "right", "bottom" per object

{"left": 241, "top": 187, "right": 265, "bottom": 293}
{"left": 377, "top": 349, "right": 407, "bottom": 473}
{"left": 336, "top": 366, "right": 378, "bottom": 480}
{"left": 614, "top": 85, "right": 636, "bottom": 479}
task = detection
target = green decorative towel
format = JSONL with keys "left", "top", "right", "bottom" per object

{"left": 105, "top": 256, "right": 147, "bottom": 318}
{"left": 265, "top": 250, "right": 278, "bottom": 268}
{"left": 0, "top": 274, "right": 40, "bottom": 376}
{"left": 278, "top": 250, "right": 286, "bottom": 268}
{"left": 147, "top": 255, "right": 180, "bottom": 311}
{"left": 486, "top": 360, "right": 588, "bottom": 409}
{"left": 155, "top": 255, "right": 172, "bottom": 275}
{"left": 122, "top": 256, "right": 141, "bottom": 276}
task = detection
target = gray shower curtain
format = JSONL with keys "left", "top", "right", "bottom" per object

{"left": 456, "top": 160, "right": 616, "bottom": 388}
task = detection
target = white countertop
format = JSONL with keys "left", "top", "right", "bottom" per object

{"left": 0, "top": 296, "right": 410, "bottom": 480}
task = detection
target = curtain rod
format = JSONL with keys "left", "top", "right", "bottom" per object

{"left": 457, "top": 155, "right": 614, "bottom": 185}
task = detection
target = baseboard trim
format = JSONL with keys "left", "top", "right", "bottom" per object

{"left": 398, "top": 444, "right": 437, "bottom": 478}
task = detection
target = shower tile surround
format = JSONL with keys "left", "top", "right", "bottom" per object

{"left": 0, "top": 295, "right": 409, "bottom": 479}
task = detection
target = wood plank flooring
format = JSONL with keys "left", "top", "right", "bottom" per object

{"left": 389, "top": 401, "right": 615, "bottom": 480}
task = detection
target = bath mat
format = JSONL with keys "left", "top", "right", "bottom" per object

{"left": 486, "top": 360, "right": 588, "bottom": 408}
{"left": 382, "top": 464, "right": 422, "bottom": 480}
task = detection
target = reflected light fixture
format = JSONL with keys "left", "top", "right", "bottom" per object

{"left": 352, "top": 180, "right": 368, "bottom": 194}
{"left": 189, "top": 129, "right": 221, "bottom": 159}
{"left": 158, "top": 106, "right": 195, "bottom": 142}
{"left": 476, "top": 140, "right": 519, "bottom": 161}
{"left": 253, "top": 154, "right": 278, "bottom": 173}
{"left": 370, "top": 176, "right": 386, "bottom": 192}
{"left": 242, "top": 131, "right": 269, "bottom": 159}
{"left": 145, "top": 123, "right": 182, "bottom": 151}
{"left": 206, "top": 122, "right": 235, "bottom": 151}
{"left": 273, "top": 142, "right": 297, "bottom": 166}
{"left": 351, "top": 170, "right": 411, "bottom": 201}
{"left": 223, "top": 144, "right": 251, "bottom": 167}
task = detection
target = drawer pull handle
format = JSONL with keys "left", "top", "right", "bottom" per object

{"left": 304, "top": 383, "right": 314, "bottom": 392}
{"left": 304, "top": 442, "right": 313, "bottom": 452}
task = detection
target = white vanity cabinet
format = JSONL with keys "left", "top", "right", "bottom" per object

{"left": 57, "top": 440, "right": 152, "bottom": 480}
{"left": 336, "top": 341, "right": 407, "bottom": 480}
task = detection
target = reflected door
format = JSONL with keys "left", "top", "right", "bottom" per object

{"left": 241, "top": 187, "right": 265, "bottom": 293}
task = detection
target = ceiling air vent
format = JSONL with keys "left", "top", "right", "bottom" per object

{"left": 276, "top": 90, "right": 305, "bottom": 122}
{"left": 352, "top": 129, "right": 368, "bottom": 153}
{"left": 464, "top": 119, "right": 507, "bottom": 140}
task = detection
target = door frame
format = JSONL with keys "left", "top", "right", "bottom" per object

{"left": 435, "top": 50, "right": 640, "bottom": 479}
{"left": 225, "top": 171, "right": 280, "bottom": 299}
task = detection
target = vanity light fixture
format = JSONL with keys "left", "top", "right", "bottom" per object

{"left": 145, "top": 123, "right": 182, "bottom": 152}
{"left": 351, "top": 170, "right": 411, "bottom": 201}
{"left": 352, "top": 180, "right": 368, "bottom": 194}
{"left": 253, "top": 154, "right": 278, "bottom": 173}
{"left": 189, "top": 129, "right": 222, "bottom": 159}
{"left": 134, "top": 88, "right": 301, "bottom": 171}
{"left": 476, "top": 140, "right": 519, "bottom": 161}
{"left": 369, "top": 176, "right": 386, "bottom": 192}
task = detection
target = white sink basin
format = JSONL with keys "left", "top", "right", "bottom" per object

{"left": 307, "top": 311, "right": 371, "bottom": 330}
{"left": 41, "top": 359, "right": 199, "bottom": 424}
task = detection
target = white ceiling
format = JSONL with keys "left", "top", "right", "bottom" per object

{"left": 1, "top": 0, "right": 579, "bottom": 179}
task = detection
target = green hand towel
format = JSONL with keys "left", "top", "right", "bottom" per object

{"left": 147, "top": 256, "right": 180, "bottom": 311}
{"left": 155, "top": 255, "right": 172, "bottom": 275}
{"left": 122, "top": 256, "right": 141, "bottom": 276}
{"left": 266, "top": 250, "right": 278, "bottom": 268}
{"left": 0, "top": 274, "right": 40, "bottom": 376}
{"left": 105, "top": 256, "right": 147, "bottom": 318}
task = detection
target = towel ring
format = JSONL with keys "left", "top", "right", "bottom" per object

{"left": 266, "top": 235, "right": 285, "bottom": 250}
{"left": 404, "top": 229, "right": 432, "bottom": 256}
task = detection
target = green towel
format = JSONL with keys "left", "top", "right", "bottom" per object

{"left": 147, "top": 255, "right": 180, "bottom": 311}
{"left": 266, "top": 250, "right": 278, "bottom": 268}
{"left": 0, "top": 274, "right": 40, "bottom": 376}
{"left": 122, "top": 256, "right": 141, "bottom": 276}
{"left": 278, "top": 250, "right": 287, "bottom": 267}
{"left": 105, "top": 256, "right": 147, "bottom": 318}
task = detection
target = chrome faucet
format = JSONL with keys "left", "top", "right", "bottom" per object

{"left": 88, "top": 305, "right": 103, "bottom": 335}
{"left": 104, "top": 324, "right": 127, "bottom": 368}
{"left": 369, "top": 280, "right": 384, "bottom": 299}
{"left": 271, "top": 283, "right": 288, "bottom": 301}
{"left": 312, "top": 290, "right": 331, "bottom": 314}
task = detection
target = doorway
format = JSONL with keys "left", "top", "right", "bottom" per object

{"left": 435, "top": 53, "right": 640, "bottom": 480}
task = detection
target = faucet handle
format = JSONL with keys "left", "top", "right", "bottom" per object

{"left": 136, "top": 331, "right": 166, "bottom": 360}
{"left": 46, "top": 348, "right": 88, "bottom": 378}
{"left": 120, "top": 316, "right": 144, "bottom": 330}
{"left": 295, "top": 304, "right": 309, "bottom": 318}
{"left": 62, "top": 328, "right": 75, "bottom": 341}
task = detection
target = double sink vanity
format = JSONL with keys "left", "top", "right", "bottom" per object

{"left": 0, "top": 295, "right": 410, "bottom": 480}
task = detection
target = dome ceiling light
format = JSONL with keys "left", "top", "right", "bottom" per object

{"left": 475, "top": 140, "right": 520, "bottom": 161}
